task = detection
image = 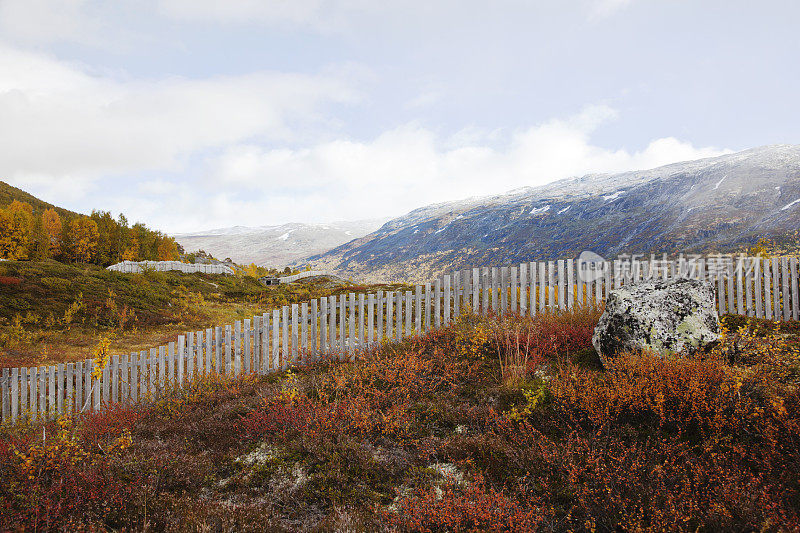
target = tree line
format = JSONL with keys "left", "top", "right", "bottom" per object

{"left": 0, "top": 200, "right": 179, "bottom": 265}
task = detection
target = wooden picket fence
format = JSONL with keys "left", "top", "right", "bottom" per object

{"left": 2, "top": 254, "right": 799, "bottom": 424}
{"left": 107, "top": 260, "right": 234, "bottom": 275}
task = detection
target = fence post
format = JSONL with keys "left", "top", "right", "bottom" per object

{"left": 754, "top": 259, "right": 763, "bottom": 318}
{"left": 92, "top": 362, "right": 100, "bottom": 412}
{"left": 188, "top": 331, "right": 195, "bottom": 382}
{"left": 764, "top": 259, "right": 772, "bottom": 320}
{"left": 339, "top": 294, "right": 347, "bottom": 359}
{"left": 282, "top": 306, "right": 289, "bottom": 368}
{"left": 272, "top": 309, "right": 280, "bottom": 370}
{"left": 178, "top": 335, "right": 185, "bottom": 385}
{"left": 253, "top": 316, "right": 260, "bottom": 372}
{"left": 508, "top": 265, "right": 516, "bottom": 314}
{"left": 3, "top": 368, "right": 11, "bottom": 423}
{"left": 434, "top": 281, "right": 441, "bottom": 328}
{"left": 358, "top": 294, "right": 365, "bottom": 350}
{"left": 444, "top": 274, "right": 451, "bottom": 323}
{"left": 349, "top": 293, "right": 357, "bottom": 356}
{"left": 386, "top": 291, "right": 394, "bottom": 340}
{"left": 65, "top": 364, "right": 73, "bottom": 412}
{"left": 791, "top": 257, "right": 799, "bottom": 321}
{"left": 772, "top": 257, "right": 780, "bottom": 320}
{"left": 49, "top": 365, "right": 56, "bottom": 417}
{"left": 329, "top": 296, "right": 338, "bottom": 354}
{"left": 311, "top": 300, "right": 319, "bottom": 360}
{"left": 491, "top": 267, "right": 499, "bottom": 314}
{"left": 321, "top": 296, "right": 329, "bottom": 354}
{"left": 128, "top": 356, "right": 137, "bottom": 402}
{"left": 56, "top": 363, "right": 65, "bottom": 415}
{"left": 404, "top": 290, "right": 412, "bottom": 336}
{"left": 158, "top": 347, "right": 165, "bottom": 394}
{"left": 395, "top": 291, "right": 403, "bottom": 342}
{"left": 29, "top": 367, "right": 38, "bottom": 421}
{"left": 415, "top": 286, "right": 422, "bottom": 333}
{"left": 424, "top": 284, "right": 431, "bottom": 331}
{"left": 299, "top": 306, "right": 307, "bottom": 365}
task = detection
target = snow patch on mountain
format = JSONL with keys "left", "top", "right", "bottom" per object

{"left": 781, "top": 198, "right": 800, "bottom": 211}
{"left": 602, "top": 191, "right": 625, "bottom": 201}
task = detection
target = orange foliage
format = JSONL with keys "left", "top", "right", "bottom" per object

{"left": 0, "top": 203, "right": 32, "bottom": 260}
{"left": 67, "top": 216, "right": 99, "bottom": 263}
{"left": 388, "top": 475, "right": 542, "bottom": 532}
{"left": 41, "top": 207, "right": 62, "bottom": 256}
{"left": 157, "top": 236, "right": 179, "bottom": 260}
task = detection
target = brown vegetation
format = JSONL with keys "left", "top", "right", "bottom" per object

{"left": 1, "top": 310, "right": 798, "bottom": 531}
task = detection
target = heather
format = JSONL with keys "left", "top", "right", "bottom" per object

{"left": 1, "top": 310, "right": 799, "bottom": 532}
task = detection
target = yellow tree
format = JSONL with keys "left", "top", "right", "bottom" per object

{"left": 0, "top": 205, "right": 32, "bottom": 260}
{"left": 120, "top": 236, "right": 139, "bottom": 261}
{"left": 8, "top": 200, "right": 33, "bottom": 215}
{"left": 68, "top": 216, "right": 99, "bottom": 263}
{"left": 41, "top": 208, "right": 63, "bottom": 257}
{"left": 157, "top": 236, "right": 179, "bottom": 261}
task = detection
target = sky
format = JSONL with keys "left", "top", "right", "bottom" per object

{"left": 0, "top": 0, "right": 798, "bottom": 234}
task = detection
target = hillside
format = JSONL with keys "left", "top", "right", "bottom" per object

{"left": 174, "top": 219, "right": 386, "bottom": 267}
{"left": 310, "top": 145, "right": 800, "bottom": 282}
{"left": 2, "top": 311, "right": 798, "bottom": 530}
{"left": 0, "top": 181, "right": 78, "bottom": 220}
{"left": 0, "top": 181, "right": 181, "bottom": 266}
{"left": 0, "top": 260, "right": 409, "bottom": 368}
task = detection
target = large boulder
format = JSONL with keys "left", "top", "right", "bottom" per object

{"left": 592, "top": 278, "right": 721, "bottom": 367}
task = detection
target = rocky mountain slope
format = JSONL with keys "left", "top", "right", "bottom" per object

{"left": 173, "top": 220, "right": 386, "bottom": 267}
{"left": 309, "top": 144, "right": 800, "bottom": 282}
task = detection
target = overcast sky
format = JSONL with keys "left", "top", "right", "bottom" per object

{"left": 1, "top": 0, "right": 798, "bottom": 233}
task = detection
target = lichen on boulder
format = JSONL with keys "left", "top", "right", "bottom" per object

{"left": 592, "top": 277, "right": 721, "bottom": 367}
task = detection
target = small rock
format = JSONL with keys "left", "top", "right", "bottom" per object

{"left": 428, "top": 462, "right": 466, "bottom": 486}
{"left": 592, "top": 277, "right": 721, "bottom": 367}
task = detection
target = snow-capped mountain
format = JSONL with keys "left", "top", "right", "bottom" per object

{"left": 174, "top": 219, "right": 386, "bottom": 267}
{"left": 309, "top": 145, "right": 800, "bottom": 282}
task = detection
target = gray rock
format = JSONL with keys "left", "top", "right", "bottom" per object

{"left": 592, "top": 278, "right": 721, "bottom": 366}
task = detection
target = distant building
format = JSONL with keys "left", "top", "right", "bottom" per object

{"left": 259, "top": 276, "right": 281, "bottom": 286}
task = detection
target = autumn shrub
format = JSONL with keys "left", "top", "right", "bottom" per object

{"left": 0, "top": 416, "right": 137, "bottom": 530}
{"left": 2, "top": 305, "right": 798, "bottom": 531}
{"left": 0, "top": 275, "right": 22, "bottom": 286}
{"left": 388, "top": 474, "right": 543, "bottom": 532}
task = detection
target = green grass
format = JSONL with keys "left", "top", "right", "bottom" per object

{"left": 0, "top": 260, "right": 410, "bottom": 367}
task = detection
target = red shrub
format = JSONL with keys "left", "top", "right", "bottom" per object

{"left": 388, "top": 475, "right": 543, "bottom": 532}
{"left": 0, "top": 275, "right": 22, "bottom": 286}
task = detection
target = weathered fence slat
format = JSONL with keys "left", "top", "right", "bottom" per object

{"left": 339, "top": 294, "right": 347, "bottom": 359}
{"left": 395, "top": 291, "right": 403, "bottom": 343}
{"left": 272, "top": 309, "right": 280, "bottom": 370}
{"left": 6, "top": 253, "right": 798, "bottom": 423}
{"left": 792, "top": 257, "right": 799, "bottom": 321}
{"left": 415, "top": 285, "right": 422, "bottom": 333}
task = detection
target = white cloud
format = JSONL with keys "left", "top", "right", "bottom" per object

{"left": 0, "top": 0, "right": 94, "bottom": 45}
{"left": 0, "top": 44, "right": 358, "bottom": 198}
{"left": 159, "top": 104, "right": 728, "bottom": 232}
{"left": 591, "top": 0, "right": 635, "bottom": 17}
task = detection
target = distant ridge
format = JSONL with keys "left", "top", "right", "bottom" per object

{"left": 173, "top": 219, "right": 387, "bottom": 267}
{"left": 309, "top": 144, "right": 800, "bottom": 282}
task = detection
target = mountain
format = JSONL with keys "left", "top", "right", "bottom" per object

{"left": 0, "top": 181, "right": 78, "bottom": 219}
{"left": 309, "top": 144, "right": 800, "bottom": 282}
{"left": 173, "top": 220, "right": 387, "bottom": 267}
